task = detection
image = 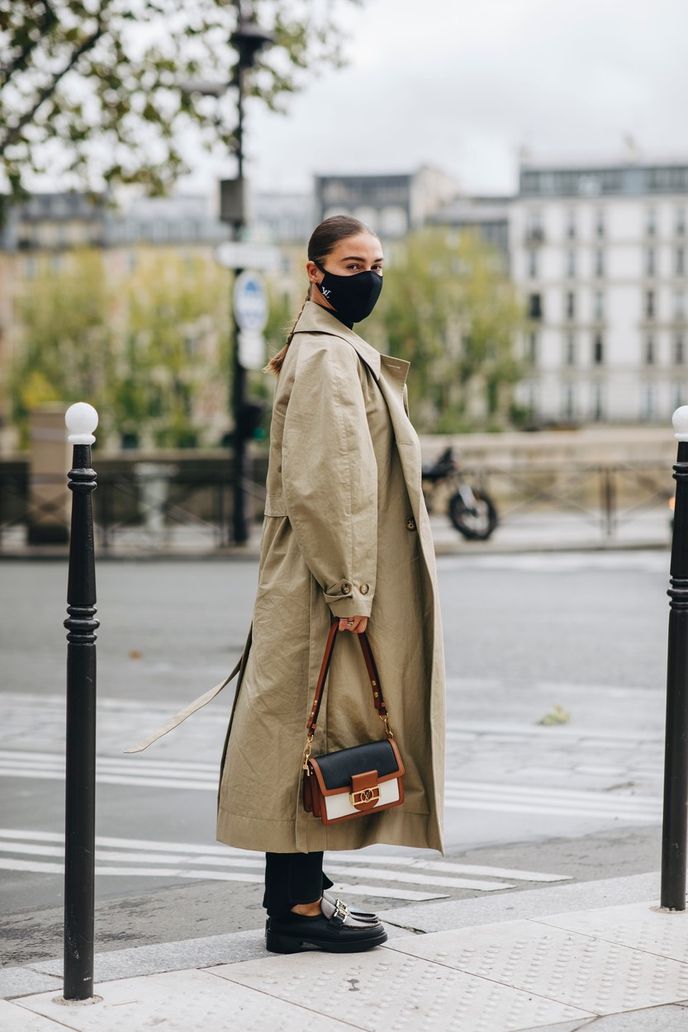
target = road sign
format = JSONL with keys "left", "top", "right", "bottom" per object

{"left": 238, "top": 330, "right": 266, "bottom": 370}
{"left": 216, "top": 241, "right": 281, "bottom": 271}
{"left": 233, "top": 271, "right": 268, "bottom": 334}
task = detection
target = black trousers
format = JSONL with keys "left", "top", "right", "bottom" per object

{"left": 262, "top": 851, "right": 334, "bottom": 919}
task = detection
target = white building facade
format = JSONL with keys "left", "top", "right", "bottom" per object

{"left": 510, "top": 160, "right": 688, "bottom": 425}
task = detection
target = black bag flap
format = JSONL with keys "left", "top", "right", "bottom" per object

{"left": 313, "top": 739, "right": 399, "bottom": 791}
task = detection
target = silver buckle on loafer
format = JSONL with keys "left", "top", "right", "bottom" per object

{"left": 332, "top": 898, "right": 349, "bottom": 924}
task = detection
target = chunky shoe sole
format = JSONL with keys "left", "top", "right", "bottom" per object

{"left": 265, "top": 927, "right": 388, "bottom": 954}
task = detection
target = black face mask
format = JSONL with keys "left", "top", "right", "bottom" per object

{"left": 313, "top": 260, "right": 383, "bottom": 324}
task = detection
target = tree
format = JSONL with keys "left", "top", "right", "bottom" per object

{"left": 0, "top": 0, "right": 363, "bottom": 197}
{"left": 7, "top": 248, "right": 113, "bottom": 447}
{"left": 6, "top": 246, "right": 231, "bottom": 448}
{"left": 371, "top": 228, "right": 527, "bottom": 433}
{"left": 117, "top": 249, "right": 231, "bottom": 447}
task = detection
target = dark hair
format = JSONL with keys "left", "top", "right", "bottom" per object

{"left": 264, "top": 214, "right": 379, "bottom": 376}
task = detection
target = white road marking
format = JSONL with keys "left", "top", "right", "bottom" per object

{"left": 0, "top": 829, "right": 567, "bottom": 897}
{"left": 0, "top": 857, "right": 445, "bottom": 901}
{"left": 0, "top": 748, "right": 661, "bottom": 823}
{"left": 0, "top": 831, "right": 569, "bottom": 882}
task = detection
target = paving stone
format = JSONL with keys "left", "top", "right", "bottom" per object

{"left": 0, "top": 967, "right": 62, "bottom": 1001}
{"left": 533, "top": 900, "right": 688, "bottom": 963}
{"left": 209, "top": 948, "right": 593, "bottom": 1032}
{"left": 521, "top": 1003, "right": 688, "bottom": 1031}
{"left": 0, "top": 999, "right": 64, "bottom": 1030}
{"left": 18, "top": 968, "right": 355, "bottom": 1031}
{"left": 386, "top": 918, "right": 688, "bottom": 1015}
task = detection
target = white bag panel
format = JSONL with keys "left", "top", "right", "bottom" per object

{"left": 323, "top": 777, "right": 400, "bottom": 821}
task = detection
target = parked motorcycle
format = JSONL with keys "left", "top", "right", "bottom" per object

{"left": 421, "top": 446, "right": 499, "bottom": 541}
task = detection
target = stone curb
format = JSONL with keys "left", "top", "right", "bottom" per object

{"left": 0, "top": 870, "right": 666, "bottom": 1002}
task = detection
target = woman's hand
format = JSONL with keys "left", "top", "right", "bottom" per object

{"left": 338, "top": 615, "right": 368, "bottom": 633}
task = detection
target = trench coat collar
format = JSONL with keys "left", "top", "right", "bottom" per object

{"left": 292, "top": 299, "right": 385, "bottom": 382}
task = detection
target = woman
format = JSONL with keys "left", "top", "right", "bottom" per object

{"left": 215, "top": 214, "right": 447, "bottom": 955}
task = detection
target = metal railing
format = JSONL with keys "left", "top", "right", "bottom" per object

{"left": 0, "top": 458, "right": 674, "bottom": 553}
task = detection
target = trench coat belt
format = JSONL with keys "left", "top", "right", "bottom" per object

{"left": 123, "top": 622, "right": 253, "bottom": 754}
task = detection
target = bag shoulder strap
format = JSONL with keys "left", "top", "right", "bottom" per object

{"left": 305, "top": 614, "right": 389, "bottom": 738}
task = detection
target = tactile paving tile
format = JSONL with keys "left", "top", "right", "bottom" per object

{"left": 16, "top": 968, "right": 355, "bottom": 1032}
{"left": 209, "top": 950, "right": 592, "bottom": 1032}
{"left": 0, "top": 1001, "right": 62, "bottom": 1032}
{"left": 532, "top": 899, "right": 688, "bottom": 963}
{"left": 385, "top": 917, "right": 688, "bottom": 1015}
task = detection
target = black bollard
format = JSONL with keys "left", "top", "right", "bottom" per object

{"left": 660, "top": 407, "right": 688, "bottom": 910}
{"left": 62, "top": 403, "right": 100, "bottom": 999}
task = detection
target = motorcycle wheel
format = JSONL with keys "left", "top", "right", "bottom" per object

{"left": 448, "top": 489, "right": 498, "bottom": 541}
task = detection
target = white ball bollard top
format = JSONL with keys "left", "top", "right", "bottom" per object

{"left": 65, "top": 402, "right": 98, "bottom": 445}
{"left": 673, "top": 406, "right": 688, "bottom": 442}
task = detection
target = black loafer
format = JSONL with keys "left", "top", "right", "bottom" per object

{"left": 265, "top": 896, "right": 388, "bottom": 954}
{"left": 322, "top": 890, "right": 380, "bottom": 923}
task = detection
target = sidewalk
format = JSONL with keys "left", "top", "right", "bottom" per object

{"left": 2, "top": 871, "right": 687, "bottom": 1031}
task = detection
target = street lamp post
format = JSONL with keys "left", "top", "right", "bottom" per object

{"left": 182, "top": 8, "right": 273, "bottom": 546}
{"left": 226, "top": 14, "right": 274, "bottom": 545}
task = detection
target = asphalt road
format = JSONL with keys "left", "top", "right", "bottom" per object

{"left": 0, "top": 547, "right": 672, "bottom": 966}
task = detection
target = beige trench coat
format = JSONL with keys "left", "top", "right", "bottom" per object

{"left": 215, "top": 300, "right": 446, "bottom": 855}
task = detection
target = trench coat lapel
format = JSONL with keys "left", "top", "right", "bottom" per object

{"left": 293, "top": 301, "right": 423, "bottom": 529}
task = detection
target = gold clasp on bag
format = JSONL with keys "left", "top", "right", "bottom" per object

{"left": 349, "top": 786, "right": 380, "bottom": 806}
{"left": 302, "top": 733, "right": 314, "bottom": 773}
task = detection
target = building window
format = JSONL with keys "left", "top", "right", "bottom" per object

{"left": 676, "top": 207, "right": 686, "bottom": 237}
{"left": 566, "top": 209, "right": 576, "bottom": 240}
{"left": 645, "top": 289, "right": 655, "bottom": 319}
{"left": 525, "top": 209, "right": 544, "bottom": 243}
{"left": 646, "top": 248, "right": 656, "bottom": 277}
{"left": 675, "top": 333, "right": 685, "bottom": 364}
{"left": 562, "top": 383, "right": 576, "bottom": 419}
{"left": 592, "top": 382, "right": 604, "bottom": 421}
{"left": 528, "top": 293, "right": 542, "bottom": 320}
{"left": 593, "top": 332, "right": 604, "bottom": 364}
{"left": 675, "top": 290, "right": 686, "bottom": 320}
{"left": 527, "top": 332, "right": 538, "bottom": 363}
{"left": 566, "top": 249, "right": 576, "bottom": 277}
{"left": 677, "top": 247, "right": 685, "bottom": 276}
{"left": 643, "top": 384, "right": 655, "bottom": 421}
{"left": 594, "top": 249, "right": 604, "bottom": 278}
{"left": 646, "top": 206, "right": 657, "bottom": 237}
{"left": 593, "top": 290, "right": 604, "bottom": 321}
{"left": 595, "top": 209, "right": 605, "bottom": 239}
{"left": 565, "top": 290, "right": 575, "bottom": 320}
{"left": 564, "top": 331, "right": 576, "bottom": 366}
{"left": 527, "top": 249, "right": 538, "bottom": 278}
{"left": 645, "top": 334, "right": 655, "bottom": 365}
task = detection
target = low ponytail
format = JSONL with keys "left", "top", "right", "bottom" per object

{"left": 264, "top": 289, "right": 310, "bottom": 377}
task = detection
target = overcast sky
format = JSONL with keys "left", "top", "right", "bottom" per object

{"left": 179, "top": 0, "right": 687, "bottom": 198}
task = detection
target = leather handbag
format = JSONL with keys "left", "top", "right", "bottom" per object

{"left": 302, "top": 614, "right": 405, "bottom": 825}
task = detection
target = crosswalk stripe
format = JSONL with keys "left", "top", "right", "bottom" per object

{"left": 445, "top": 797, "right": 658, "bottom": 821}
{"left": 0, "top": 829, "right": 569, "bottom": 891}
{"left": 0, "top": 857, "right": 446, "bottom": 901}
{"left": 0, "top": 841, "right": 511, "bottom": 891}
{"left": 445, "top": 780, "right": 660, "bottom": 808}
{"left": 0, "top": 751, "right": 660, "bottom": 820}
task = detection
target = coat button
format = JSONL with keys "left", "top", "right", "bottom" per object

{"left": 341, "top": 582, "right": 352, "bottom": 594}
{"left": 406, "top": 517, "right": 416, "bottom": 531}
{"left": 360, "top": 583, "right": 369, "bottom": 595}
